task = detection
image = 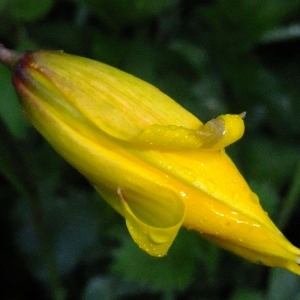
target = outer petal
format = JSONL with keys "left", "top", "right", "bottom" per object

{"left": 19, "top": 50, "right": 202, "bottom": 140}
{"left": 203, "top": 233, "right": 300, "bottom": 275}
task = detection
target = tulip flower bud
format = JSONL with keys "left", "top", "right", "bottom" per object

{"left": 0, "top": 45, "right": 299, "bottom": 274}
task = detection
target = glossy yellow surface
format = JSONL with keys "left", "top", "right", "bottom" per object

{"left": 12, "top": 50, "right": 300, "bottom": 274}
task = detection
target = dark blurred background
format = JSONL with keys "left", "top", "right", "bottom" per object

{"left": 1, "top": 0, "right": 300, "bottom": 299}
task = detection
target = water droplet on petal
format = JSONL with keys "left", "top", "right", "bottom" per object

{"left": 180, "top": 191, "right": 187, "bottom": 198}
{"left": 149, "top": 231, "right": 170, "bottom": 244}
{"left": 250, "top": 192, "right": 260, "bottom": 204}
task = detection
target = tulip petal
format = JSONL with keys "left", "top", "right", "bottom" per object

{"left": 132, "top": 124, "right": 205, "bottom": 149}
{"left": 201, "top": 114, "right": 245, "bottom": 150}
{"left": 131, "top": 114, "right": 245, "bottom": 150}
{"left": 117, "top": 188, "right": 185, "bottom": 257}
{"left": 22, "top": 51, "right": 203, "bottom": 141}
{"left": 203, "top": 233, "right": 300, "bottom": 275}
{"left": 94, "top": 184, "right": 185, "bottom": 257}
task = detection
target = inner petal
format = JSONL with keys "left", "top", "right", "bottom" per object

{"left": 118, "top": 188, "right": 185, "bottom": 257}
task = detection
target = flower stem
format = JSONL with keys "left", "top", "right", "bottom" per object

{"left": 0, "top": 44, "right": 21, "bottom": 70}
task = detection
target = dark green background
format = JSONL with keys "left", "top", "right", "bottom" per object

{"left": 1, "top": 0, "right": 300, "bottom": 299}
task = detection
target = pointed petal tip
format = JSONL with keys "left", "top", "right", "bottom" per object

{"left": 239, "top": 111, "right": 247, "bottom": 119}
{"left": 288, "top": 260, "right": 300, "bottom": 276}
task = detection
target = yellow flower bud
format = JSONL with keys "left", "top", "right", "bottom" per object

{"left": 1, "top": 45, "right": 299, "bottom": 274}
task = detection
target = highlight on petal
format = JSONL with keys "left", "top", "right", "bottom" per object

{"left": 117, "top": 188, "right": 185, "bottom": 257}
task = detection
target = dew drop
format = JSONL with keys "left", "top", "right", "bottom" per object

{"left": 149, "top": 231, "right": 170, "bottom": 244}
{"left": 232, "top": 192, "right": 240, "bottom": 201}
{"left": 250, "top": 192, "right": 260, "bottom": 204}
{"left": 180, "top": 191, "right": 187, "bottom": 198}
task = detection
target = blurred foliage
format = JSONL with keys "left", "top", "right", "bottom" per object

{"left": 1, "top": 0, "right": 300, "bottom": 299}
